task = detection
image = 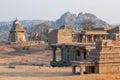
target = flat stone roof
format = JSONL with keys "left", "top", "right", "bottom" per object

{"left": 71, "top": 60, "right": 120, "bottom": 65}
{"left": 81, "top": 30, "right": 108, "bottom": 35}
{"left": 50, "top": 43, "right": 95, "bottom": 48}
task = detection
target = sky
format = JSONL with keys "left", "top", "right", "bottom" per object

{"left": 0, "top": 0, "right": 120, "bottom": 24}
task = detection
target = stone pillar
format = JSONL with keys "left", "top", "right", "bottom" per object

{"left": 82, "top": 35, "right": 84, "bottom": 42}
{"left": 88, "top": 35, "right": 90, "bottom": 42}
{"left": 69, "top": 46, "right": 74, "bottom": 60}
{"left": 62, "top": 46, "right": 69, "bottom": 62}
{"left": 82, "top": 35, "right": 86, "bottom": 42}
{"left": 67, "top": 47, "right": 70, "bottom": 62}
{"left": 86, "top": 66, "right": 89, "bottom": 73}
{"left": 73, "top": 47, "right": 77, "bottom": 60}
{"left": 64, "top": 46, "right": 68, "bottom": 61}
{"left": 81, "top": 49, "right": 84, "bottom": 61}
{"left": 77, "top": 35, "right": 79, "bottom": 42}
{"left": 60, "top": 46, "right": 63, "bottom": 61}
{"left": 100, "top": 35, "right": 103, "bottom": 40}
{"left": 99, "top": 35, "right": 103, "bottom": 40}
{"left": 80, "top": 35, "right": 82, "bottom": 42}
{"left": 86, "top": 49, "right": 90, "bottom": 60}
{"left": 104, "top": 35, "right": 107, "bottom": 40}
{"left": 52, "top": 46, "right": 57, "bottom": 62}
{"left": 72, "top": 66, "right": 76, "bottom": 74}
{"left": 91, "top": 35, "right": 94, "bottom": 42}
{"left": 80, "top": 65, "right": 84, "bottom": 75}
{"left": 85, "top": 35, "right": 87, "bottom": 43}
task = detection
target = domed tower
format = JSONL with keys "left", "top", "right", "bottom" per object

{"left": 8, "top": 18, "right": 26, "bottom": 42}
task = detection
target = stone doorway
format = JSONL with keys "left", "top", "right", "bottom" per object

{"left": 90, "top": 66, "right": 95, "bottom": 73}
{"left": 86, "top": 66, "right": 95, "bottom": 74}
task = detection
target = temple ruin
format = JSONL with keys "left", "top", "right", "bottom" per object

{"left": 48, "top": 24, "right": 74, "bottom": 44}
{"left": 8, "top": 18, "right": 26, "bottom": 42}
{"left": 71, "top": 39, "right": 120, "bottom": 74}
{"left": 50, "top": 25, "right": 120, "bottom": 74}
{"left": 50, "top": 43, "right": 95, "bottom": 66}
{"left": 48, "top": 24, "right": 114, "bottom": 44}
{"left": 8, "top": 18, "right": 45, "bottom": 48}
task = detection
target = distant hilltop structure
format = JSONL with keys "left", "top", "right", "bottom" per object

{"left": 8, "top": 18, "right": 26, "bottom": 42}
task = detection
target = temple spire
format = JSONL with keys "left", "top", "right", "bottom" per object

{"left": 8, "top": 18, "right": 26, "bottom": 42}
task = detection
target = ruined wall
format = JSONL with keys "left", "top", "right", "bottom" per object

{"left": 48, "top": 29, "right": 73, "bottom": 44}
{"left": 57, "top": 29, "right": 73, "bottom": 43}
{"left": 9, "top": 41, "right": 45, "bottom": 47}
{"left": 48, "top": 30, "right": 58, "bottom": 44}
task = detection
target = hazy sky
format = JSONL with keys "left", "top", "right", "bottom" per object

{"left": 0, "top": 0, "right": 120, "bottom": 24}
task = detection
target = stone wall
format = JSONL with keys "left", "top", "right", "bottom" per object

{"left": 8, "top": 41, "right": 45, "bottom": 47}
{"left": 57, "top": 29, "right": 73, "bottom": 43}
{"left": 48, "top": 28, "right": 73, "bottom": 44}
{"left": 48, "top": 30, "right": 58, "bottom": 44}
{"left": 99, "top": 63, "right": 120, "bottom": 74}
{"left": 88, "top": 39, "right": 120, "bottom": 74}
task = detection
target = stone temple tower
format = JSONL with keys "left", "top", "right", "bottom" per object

{"left": 8, "top": 18, "right": 26, "bottom": 42}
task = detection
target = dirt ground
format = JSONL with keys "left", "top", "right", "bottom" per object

{"left": 0, "top": 44, "right": 120, "bottom": 80}
{"left": 0, "top": 65, "right": 120, "bottom": 80}
{"left": 0, "top": 44, "right": 54, "bottom": 65}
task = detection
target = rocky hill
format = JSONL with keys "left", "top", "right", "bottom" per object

{"left": 0, "top": 12, "right": 109, "bottom": 41}
{"left": 53, "top": 12, "right": 108, "bottom": 29}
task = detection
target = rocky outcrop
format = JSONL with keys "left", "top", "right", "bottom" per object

{"left": 53, "top": 12, "right": 108, "bottom": 29}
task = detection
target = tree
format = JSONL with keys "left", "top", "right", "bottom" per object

{"left": 80, "top": 19, "right": 96, "bottom": 30}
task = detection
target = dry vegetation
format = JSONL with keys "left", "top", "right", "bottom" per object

{"left": 0, "top": 44, "right": 119, "bottom": 80}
